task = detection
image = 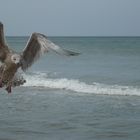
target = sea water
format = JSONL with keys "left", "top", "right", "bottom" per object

{"left": 0, "top": 36, "right": 140, "bottom": 140}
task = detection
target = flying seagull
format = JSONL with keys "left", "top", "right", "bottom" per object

{"left": 0, "top": 22, "right": 79, "bottom": 93}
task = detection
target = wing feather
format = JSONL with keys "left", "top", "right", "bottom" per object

{"left": 0, "top": 22, "right": 10, "bottom": 62}
{"left": 21, "top": 33, "right": 79, "bottom": 71}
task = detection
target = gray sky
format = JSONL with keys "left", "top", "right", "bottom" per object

{"left": 0, "top": 0, "right": 140, "bottom": 36}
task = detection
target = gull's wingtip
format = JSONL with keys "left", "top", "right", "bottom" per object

{"left": 63, "top": 49, "right": 80, "bottom": 56}
{"left": 68, "top": 51, "right": 80, "bottom": 56}
{"left": 0, "top": 22, "right": 3, "bottom": 26}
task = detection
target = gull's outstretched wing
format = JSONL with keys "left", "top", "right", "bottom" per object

{"left": 0, "top": 22, "right": 10, "bottom": 62}
{"left": 21, "top": 33, "right": 79, "bottom": 71}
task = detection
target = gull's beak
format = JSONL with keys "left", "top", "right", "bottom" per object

{"left": 16, "top": 60, "right": 22, "bottom": 67}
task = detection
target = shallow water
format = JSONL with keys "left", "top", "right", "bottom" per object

{"left": 0, "top": 89, "right": 140, "bottom": 140}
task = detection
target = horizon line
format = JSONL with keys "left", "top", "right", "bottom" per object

{"left": 5, "top": 35, "right": 140, "bottom": 38}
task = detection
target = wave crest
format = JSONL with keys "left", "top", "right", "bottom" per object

{"left": 22, "top": 72, "right": 140, "bottom": 96}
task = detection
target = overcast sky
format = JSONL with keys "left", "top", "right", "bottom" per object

{"left": 0, "top": 0, "right": 140, "bottom": 36}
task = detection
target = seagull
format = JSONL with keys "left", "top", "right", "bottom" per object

{"left": 0, "top": 22, "right": 79, "bottom": 93}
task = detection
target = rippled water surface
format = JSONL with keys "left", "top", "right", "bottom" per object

{"left": 0, "top": 37, "right": 140, "bottom": 140}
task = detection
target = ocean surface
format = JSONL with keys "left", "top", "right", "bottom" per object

{"left": 0, "top": 36, "right": 140, "bottom": 140}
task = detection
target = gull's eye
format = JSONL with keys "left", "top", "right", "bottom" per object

{"left": 12, "top": 57, "right": 16, "bottom": 61}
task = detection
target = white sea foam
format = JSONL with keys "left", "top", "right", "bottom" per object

{"left": 22, "top": 72, "right": 140, "bottom": 96}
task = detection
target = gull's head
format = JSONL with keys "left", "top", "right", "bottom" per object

{"left": 11, "top": 54, "right": 21, "bottom": 64}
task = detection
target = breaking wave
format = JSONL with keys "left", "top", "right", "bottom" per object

{"left": 22, "top": 72, "right": 140, "bottom": 96}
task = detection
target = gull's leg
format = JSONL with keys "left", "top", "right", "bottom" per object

{"left": 5, "top": 81, "right": 12, "bottom": 93}
{"left": 0, "top": 66, "right": 5, "bottom": 88}
{"left": 0, "top": 68, "right": 3, "bottom": 87}
{"left": 0, "top": 79, "right": 3, "bottom": 87}
{"left": 5, "top": 84, "right": 12, "bottom": 93}
{"left": 5, "top": 86, "right": 12, "bottom": 93}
